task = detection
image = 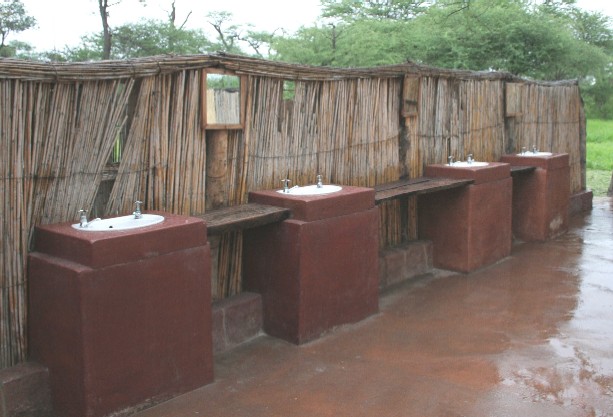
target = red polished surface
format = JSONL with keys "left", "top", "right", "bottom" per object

{"left": 244, "top": 187, "right": 379, "bottom": 344}
{"left": 248, "top": 185, "right": 374, "bottom": 222}
{"left": 501, "top": 153, "right": 570, "bottom": 241}
{"left": 419, "top": 163, "right": 512, "bottom": 272}
{"left": 32, "top": 211, "right": 206, "bottom": 268}
{"left": 28, "top": 214, "right": 213, "bottom": 417}
{"left": 501, "top": 152, "right": 569, "bottom": 170}
{"left": 424, "top": 162, "right": 510, "bottom": 184}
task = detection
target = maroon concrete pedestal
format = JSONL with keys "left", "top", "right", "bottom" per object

{"left": 28, "top": 213, "right": 213, "bottom": 417}
{"left": 244, "top": 186, "right": 379, "bottom": 344}
{"left": 418, "top": 162, "right": 512, "bottom": 273}
{"left": 501, "top": 153, "right": 570, "bottom": 241}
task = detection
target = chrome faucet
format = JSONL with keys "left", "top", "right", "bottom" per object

{"left": 133, "top": 200, "right": 143, "bottom": 219}
{"left": 79, "top": 210, "right": 88, "bottom": 228}
{"left": 467, "top": 154, "right": 473, "bottom": 165}
{"left": 316, "top": 174, "right": 323, "bottom": 188}
{"left": 532, "top": 145, "right": 538, "bottom": 154}
{"left": 77, "top": 209, "right": 101, "bottom": 228}
{"left": 281, "top": 178, "right": 291, "bottom": 193}
{"left": 448, "top": 155, "right": 454, "bottom": 166}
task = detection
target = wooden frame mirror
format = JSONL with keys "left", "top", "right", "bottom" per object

{"left": 202, "top": 70, "right": 246, "bottom": 130}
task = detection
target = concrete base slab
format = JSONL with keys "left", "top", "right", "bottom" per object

{"left": 0, "top": 362, "right": 53, "bottom": 417}
{"left": 212, "top": 292, "right": 263, "bottom": 354}
{"left": 569, "top": 189, "right": 593, "bottom": 215}
{"left": 379, "top": 241, "right": 433, "bottom": 289}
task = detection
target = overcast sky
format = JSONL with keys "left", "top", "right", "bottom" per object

{"left": 18, "top": 0, "right": 322, "bottom": 51}
{"left": 17, "top": 0, "right": 613, "bottom": 53}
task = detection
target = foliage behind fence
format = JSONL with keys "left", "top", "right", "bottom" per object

{"left": 0, "top": 53, "right": 585, "bottom": 369}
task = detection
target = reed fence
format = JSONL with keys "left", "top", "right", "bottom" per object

{"left": 0, "top": 53, "right": 585, "bottom": 369}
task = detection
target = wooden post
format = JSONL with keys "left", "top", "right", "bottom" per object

{"left": 206, "top": 130, "right": 228, "bottom": 211}
{"left": 505, "top": 83, "right": 524, "bottom": 154}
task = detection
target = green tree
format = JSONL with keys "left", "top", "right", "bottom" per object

{"left": 424, "top": 1, "right": 613, "bottom": 115}
{"left": 274, "top": 9, "right": 428, "bottom": 67}
{"left": 58, "top": 20, "right": 212, "bottom": 61}
{"left": 274, "top": 0, "right": 613, "bottom": 118}
{"left": 411, "top": 0, "right": 609, "bottom": 79}
{"left": 111, "top": 20, "right": 211, "bottom": 59}
{"left": 206, "top": 11, "right": 243, "bottom": 53}
{"left": 239, "top": 29, "right": 279, "bottom": 58}
{"left": 566, "top": 8, "right": 613, "bottom": 117}
{"left": 0, "top": 0, "right": 35, "bottom": 57}
{"left": 277, "top": 0, "right": 610, "bottom": 78}
{"left": 4, "top": 39, "right": 37, "bottom": 59}
{"left": 205, "top": 12, "right": 292, "bottom": 58}
{"left": 320, "top": 0, "right": 430, "bottom": 22}
{"left": 97, "top": 0, "right": 148, "bottom": 59}
{"left": 274, "top": 24, "right": 341, "bottom": 66}
{"left": 570, "top": 9, "right": 613, "bottom": 50}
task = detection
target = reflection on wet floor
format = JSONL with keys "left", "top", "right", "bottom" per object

{"left": 473, "top": 198, "right": 613, "bottom": 417}
{"left": 135, "top": 198, "right": 613, "bottom": 417}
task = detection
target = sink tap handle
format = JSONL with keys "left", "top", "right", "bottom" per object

{"left": 134, "top": 200, "right": 143, "bottom": 219}
{"left": 78, "top": 209, "right": 88, "bottom": 227}
{"left": 281, "top": 178, "right": 291, "bottom": 193}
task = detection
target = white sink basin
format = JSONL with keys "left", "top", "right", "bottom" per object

{"left": 72, "top": 214, "right": 164, "bottom": 231}
{"left": 517, "top": 151, "right": 552, "bottom": 157}
{"left": 450, "top": 161, "right": 489, "bottom": 167}
{"left": 277, "top": 184, "right": 342, "bottom": 196}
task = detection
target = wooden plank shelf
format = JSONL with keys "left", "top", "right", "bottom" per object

{"left": 199, "top": 177, "right": 476, "bottom": 235}
{"left": 510, "top": 165, "right": 537, "bottom": 176}
{"left": 374, "top": 177, "right": 474, "bottom": 204}
{"left": 197, "top": 203, "right": 291, "bottom": 235}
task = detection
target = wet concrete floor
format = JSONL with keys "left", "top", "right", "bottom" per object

{"left": 135, "top": 197, "right": 613, "bottom": 417}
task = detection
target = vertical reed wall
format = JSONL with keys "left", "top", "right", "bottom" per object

{"left": 0, "top": 55, "right": 586, "bottom": 368}
{"left": 0, "top": 78, "right": 134, "bottom": 367}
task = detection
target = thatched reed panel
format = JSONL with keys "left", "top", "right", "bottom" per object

{"left": 416, "top": 76, "right": 446, "bottom": 171}
{"left": 245, "top": 77, "right": 400, "bottom": 189}
{"left": 506, "top": 83, "right": 523, "bottom": 116}
{"left": 107, "top": 70, "right": 207, "bottom": 216}
{"left": 104, "top": 70, "right": 247, "bottom": 301}
{"left": 211, "top": 129, "right": 249, "bottom": 300}
{"left": 103, "top": 70, "right": 255, "bottom": 298}
{"left": 512, "top": 84, "right": 583, "bottom": 193}
{"left": 0, "top": 53, "right": 587, "bottom": 368}
{"left": 416, "top": 77, "right": 506, "bottom": 171}
{"left": 457, "top": 80, "right": 506, "bottom": 162}
{"left": 244, "top": 77, "right": 402, "bottom": 248}
{"left": 0, "top": 78, "right": 133, "bottom": 368}
{"left": 207, "top": 89, "right": 241, "bottom": 125}
{"left": 400, "top": 77, "right": 507, "bottom": 238}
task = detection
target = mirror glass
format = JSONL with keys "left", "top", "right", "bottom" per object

{"left": 206, "top": 73, "right": 241, "bottom": 126}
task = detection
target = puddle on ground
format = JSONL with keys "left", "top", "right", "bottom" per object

{"left": 470, "top": 198, "right": 613, "bottom": 417}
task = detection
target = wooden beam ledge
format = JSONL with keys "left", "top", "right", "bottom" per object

{"left": 510, "top": 165, "right": 537, "bottom": 176}
{"left": 374, "top": 177, "right": 474, "bottom": 204}
{"left": 198, "top": 203, "right": 291, "bottom": 235}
